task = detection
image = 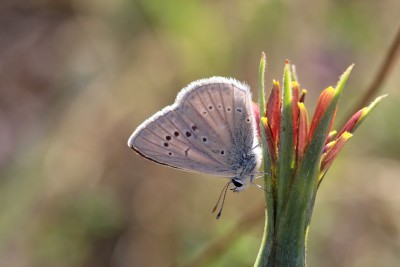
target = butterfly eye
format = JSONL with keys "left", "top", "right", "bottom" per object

{"left": 232, "top": 179, "right": 243, "bottom": 187}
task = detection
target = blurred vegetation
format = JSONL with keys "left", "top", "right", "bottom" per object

{"left": 0, "top": 0, "right": 399, "bottom": 266}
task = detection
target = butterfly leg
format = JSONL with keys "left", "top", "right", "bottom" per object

{"left": 250, "top": 175, "right": 270, "bottom": 193}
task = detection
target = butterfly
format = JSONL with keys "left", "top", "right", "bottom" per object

{"left": 128, "top": 77, "right": 262, "bottom": 217}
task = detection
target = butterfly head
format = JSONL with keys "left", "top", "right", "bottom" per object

{"left": 231, "top": 178, "right": 247, "bottom": 192}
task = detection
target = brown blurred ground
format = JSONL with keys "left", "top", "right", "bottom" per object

{"left": 0, "top": 1, "right": 399, "bottom": 267}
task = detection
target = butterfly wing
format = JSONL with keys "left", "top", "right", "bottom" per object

{"left": 128, "top": 77, "right": 260, "bottom": 177}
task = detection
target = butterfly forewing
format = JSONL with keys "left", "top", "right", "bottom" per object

{"left": 128, "top": 77, "right": 259, "bottom": 177}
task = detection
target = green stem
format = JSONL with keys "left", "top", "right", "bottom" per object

{"left": 273, "top": 203, "right": 308, "bottom": 266}
{"left": 262, "top": 175, "right": 317, "bottom": 267}
{"left": 254, "top": 52, "right": 275, "bottom": 267}
{"left": 254, "top": 195, "right": 273, "bottom": 267}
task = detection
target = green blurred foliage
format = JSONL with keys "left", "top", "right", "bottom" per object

{"left": 0, "top": 0, "right": 399, "bottom": 266}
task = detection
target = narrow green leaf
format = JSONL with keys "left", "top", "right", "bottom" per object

{"left": 255, "top": 52, "right": 274, "bottom": 267}
{"left": 334, "top": 64, "right": 354, "bottom": 99}
{"left": 258, "top": 52, "right": 267, "bottom": 116}
{"left": 301, "top": 65, "right": 353, "bottom": 184}
{"left": 353, "top": 94, "right": 387, "bottom": 132}
{"left": 291, "top": 64, "right": 298, "bottom": 83}
{"left": 276, "top": 61, "right": 295, "bottom": 218}
{"left": 257, "top": 52, "right": 270, "bottom": 176}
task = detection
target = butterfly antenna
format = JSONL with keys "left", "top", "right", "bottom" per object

{"left": 212, "top": 181, "right": 231, "bottom": 219}
{"left": 212, "top": 181, "right": 230, "bottom": 213}
{"left": 216, "top": 182, "right": 231, "bottom": 219}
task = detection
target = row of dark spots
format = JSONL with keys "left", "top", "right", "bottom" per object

{"left": 163, "top": 126, "right": 197, "bottom": 156}
{"left": 163, "top": 132, "right": 223, "bottom": 156}
{"left": 166, "top": 128, "right": 196, "bottom": 140}
{"left": 167, "top": 149, "right": 224, "bottom": 157}
{"left": 163, "top": 126, "right": 198, "bottom": 149}
{"left": 164, "top": 130, "right": 181, "bottom": 142}
{"left": 203, "top": 105, "right": 245, "bottom": 114}
{"left": 163, "top": 117, "right": 249, "bottom": 152}
{"left": 164, "top": 130, "right": 207, "bottom": 150}
{"left": 203, "top": 106, "right": 250, "bottom": 122}
{"left": 165, "top": 133, "right": 174, "bottom": 156}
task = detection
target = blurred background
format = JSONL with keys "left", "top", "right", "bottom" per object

{"left": 0, "top": 0, "right": 399, "bottom": 266}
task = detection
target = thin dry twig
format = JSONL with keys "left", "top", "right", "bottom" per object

{"left": 347, "top": 25, "right": 400, "bottom": 119}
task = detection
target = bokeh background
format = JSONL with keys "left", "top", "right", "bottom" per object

{"left": 0, "top": 1, "right": 399, "bottom": 266}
